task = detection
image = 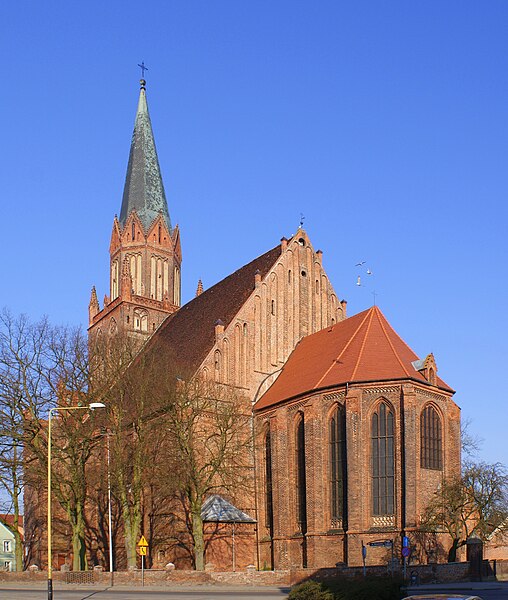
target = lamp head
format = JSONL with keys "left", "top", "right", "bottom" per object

{"left": 89, "top": 402, "right": 106, "bottom": 410}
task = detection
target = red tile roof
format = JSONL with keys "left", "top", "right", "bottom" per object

{"left": 146, "top": 244, "right": 282, "bottom": 374}
{"left": 255, "top": 306, "right": 453, "bottom": 410}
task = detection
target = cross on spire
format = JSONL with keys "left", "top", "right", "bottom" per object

{"left": 138, "top": 61, "right": 149, "bottom": 78}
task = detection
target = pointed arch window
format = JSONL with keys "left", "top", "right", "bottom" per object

{"left": 330, "top": 405, "right": 347, "bottom": 527}
{"left": 421, "top": 405, "right": 442, "bottom": 470}
{"left": 371, "top": 402, "right": 394, "bottom": 516}
{"left": 265, "top": 429, "right": 274, "bottom": 537}
{"left": 295, "top": 414, "right": 307, "bottom": 535}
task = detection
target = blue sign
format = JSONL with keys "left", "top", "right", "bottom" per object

{"left": 403, "top": 536, "right": 409, "bottom": 548}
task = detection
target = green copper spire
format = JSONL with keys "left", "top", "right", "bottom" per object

{"left": 119, "top": 79, "right": 171, "bottom": 232}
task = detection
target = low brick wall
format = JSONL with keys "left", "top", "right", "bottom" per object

{"left": 1, "top": 560, "right": 500, "bottom": 586}
{"left": 289, "top": 562, "right": 471, "bottom": 586}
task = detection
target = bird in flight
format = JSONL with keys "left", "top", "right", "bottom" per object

{"left": 356, "top": 261, "right": 366, "bottom": 267}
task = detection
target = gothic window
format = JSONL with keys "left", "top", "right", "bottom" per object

{"left": 131, "top": 221, "right": 135, "bottom": 241}
{"left": 295, "top": 414, "right": 307, "bottom": 534}
{"left": 371, "top": 402, "right": 394, "bottom": 516}
{"left": 133, "top": 309, "right": 148, "bottom": 332}
{"left": 265, "top": 429, "right": 274, "bottom": 536}
{"left": 315, "top": 280, "right": 319, "bottom": 293}
{"left": 109, "top": 318, "right": 117, "bottom": 334}
{"left": 288, "top": 270, "right": 292, "bottom": 284}
{"left": 271, "top": 300, "right": 275, "bottom": 316}
{"left": 330, "top": 405, "right": 347, "bottom": 527}
{"left": 214, "top": 350, "right": 221, "bottom": 382}
{"left": 421, "top": 405, "right": 442, "bottom": 470}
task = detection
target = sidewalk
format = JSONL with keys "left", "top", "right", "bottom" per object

{"left": 405, "top": 580, "right": 507, "bottom": 593}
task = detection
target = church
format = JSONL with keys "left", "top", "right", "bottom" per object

{"left": 87, "top": 78, "right": 461, "bottom": 571}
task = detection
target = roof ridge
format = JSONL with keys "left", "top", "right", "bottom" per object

{"left": 313, "top": 308, "right": 372, "bottom": 389}
{"left": 375, "top": 307, "right": 413, "bottom": 378}
{"left": 350, "top": 306, "right": 374, "bottom": 381}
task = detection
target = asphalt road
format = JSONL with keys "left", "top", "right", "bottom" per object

{"left": 0, "top": 586, "right": 291, "bottom": 600}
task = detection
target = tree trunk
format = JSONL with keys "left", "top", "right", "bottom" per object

{"left": 448, "top": 537, "right": 460, "bottom": 562}
{"left": 69, "top": 505, "right": 88, "bottom": 571}
{"left": 191, "top": 505, "right": 205, "bottom": 571}
{"left": 11, "top": 472, "right": 23, "bottom": 571}
{"left": 121, "top": 491, "right": 141, "bottom": 569}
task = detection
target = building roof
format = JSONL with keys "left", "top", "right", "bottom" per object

{"left": 119, "top": 80, "right": 171, "bottom": 233}
{"left": 146, "top": 244, "right": 282, "bottom": 375}
{"left": 201, "top": 495, "right": 256, "bottom": 523}
{"left": 255, "top": 305, "right": 453, "bottom": 410}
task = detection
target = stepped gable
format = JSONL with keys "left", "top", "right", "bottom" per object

{"left": 146, "top": 244, "right": 282, "bottom": 374}
{"left": 256, "top": 305, "right": 453, "bottom": 410}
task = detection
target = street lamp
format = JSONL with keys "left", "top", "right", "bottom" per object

{"left": 47, "top": 402, "right": 106, "bottom": 600}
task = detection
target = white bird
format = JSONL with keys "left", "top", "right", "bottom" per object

{"left": 356, "top": 276, "right": 362, "bottom": 286}
{"left": 367, "top": 268, "right": 373, "bottom": 275}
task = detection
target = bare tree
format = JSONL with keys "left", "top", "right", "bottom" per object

{"left": 161, "top": 376, "right": 253, "bottom": 571}
{"left": 421, "top": 461, "right": 508, "bottom": 562}
{"left": 0, "top": 310, "right": 54, "bottom": 569}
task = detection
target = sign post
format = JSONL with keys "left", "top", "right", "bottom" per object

{"left": 137, "top": 536, "right": 149, "bottom": 586}
{"left": 402, "top": 537, "right": 411, "bottom": 580}
{"left": 361, "top": 541, "right": 367, "bottom": 577}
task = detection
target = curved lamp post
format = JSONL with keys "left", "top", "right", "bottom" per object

{"left": 47, "top": 402, "right": 106, "bottom": 600}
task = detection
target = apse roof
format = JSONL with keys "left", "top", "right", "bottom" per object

{"left": 119, "top": 80, "right": 171, "bottom": 233}
{"left": 255, "top": 305, "right": 453, "bottom": 411}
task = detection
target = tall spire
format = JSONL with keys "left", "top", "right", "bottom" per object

{"left": 119, "top": 78, "right": 171, "bottom": 232}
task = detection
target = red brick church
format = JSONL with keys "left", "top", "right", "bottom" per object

{"left": 86, "top": 79, "right": 461, "bottom": 570}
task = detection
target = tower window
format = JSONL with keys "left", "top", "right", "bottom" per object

{"left": 132, "top": 221, "right": 135, "bottom": 241}
{"left": 288, "top": 270, "right": 292, "bottom": 284}
{"left": 271, "top": 300, "right": 275, "bottom": 315}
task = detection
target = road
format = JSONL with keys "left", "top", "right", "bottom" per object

{"left": 0, "top": 585, "right": 291, "bottom": 600}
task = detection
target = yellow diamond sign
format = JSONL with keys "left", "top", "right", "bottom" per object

{"left": 137, "top": 535, "right": 148, "bottom": 547}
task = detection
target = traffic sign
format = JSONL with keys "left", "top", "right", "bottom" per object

{"left": 368, "top": 540, "right": 393, "bottom": 548}
{"left": 403, "top": 536, "right": 410, "bottom": 548}
{"left": 401, "top": 546, "right": 411, "bottom": 558}
{"left": 137, "top": 535, "right": 148, "bottom": 547}
{"left": 139, "top": 546, "right": 147, "bottom": 556}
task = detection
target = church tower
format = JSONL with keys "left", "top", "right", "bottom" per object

{"left": 88, "top": 78, "right": 181, "bottom": 343}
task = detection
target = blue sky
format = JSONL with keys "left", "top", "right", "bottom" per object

{"left": 2, "top": 1, "right": 507, "bottom": 467}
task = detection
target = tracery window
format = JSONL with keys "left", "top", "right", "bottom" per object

{"left": 133, "top": 308, "right": 148, "bottom": 332}
{"left": 330, "top": 405, "right": 347, "bottom": 527}
{"left": 265, "top": 430, "right": 274, "bottom": 536}
{"left": 421, "top": 405, "right": 442, "bottom": 470}
{"left": 371, "top": 402, "right": 394, "bottom": 516}
{"left": 295, "top": 414, "right": 307, "bottom": 534}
